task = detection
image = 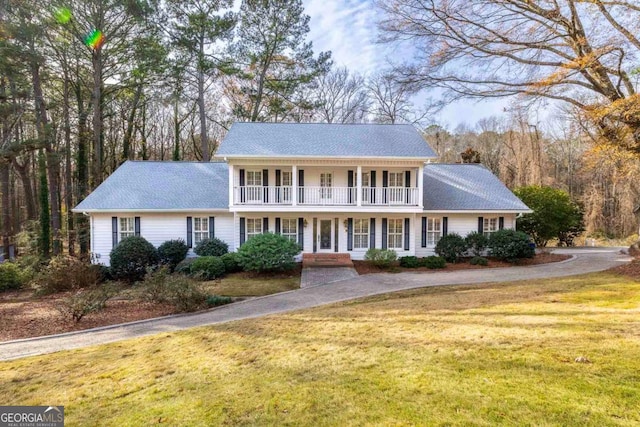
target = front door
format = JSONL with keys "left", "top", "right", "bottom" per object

{"left": 318, "top": 219, "right": 333, "bottom": 252}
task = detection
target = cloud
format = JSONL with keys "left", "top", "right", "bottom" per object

{"left": 304, "top": 0, "right": 385, "bottom": 74}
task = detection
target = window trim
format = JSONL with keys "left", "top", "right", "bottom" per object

{"left": 193, "top": 217, "right": 209, "bottom": 245}
{"left": 119, "top": 217, "right": 135, "bottom": 241}
{"left": 281, "top": 218, "right": 298, "bottom": 243}
{"left": 353, "top": 218, "right": 369, "bottom": 250}
{"left": 246, "top": 218, "right": 263, "bottom": 240}
{"left": 387, "top": 218, "right": 404, "bottom": 249}
{"left": 427, "top": 217, "right": 442, "bottom": 247}
{"left": 483, "top": 217, "right": 498, "bottom": 236}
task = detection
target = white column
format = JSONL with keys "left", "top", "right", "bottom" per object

{"left": 292, "top": 165, "right": 298, "bottom": 206}
{"left": 228, "top": 164, "right": 235, "bottom": 208}
{"left": 356, "top": 165, "right": 362, "bottom": 206}
{"left": 417, "top": 164, "right": 424, "bottom": 208}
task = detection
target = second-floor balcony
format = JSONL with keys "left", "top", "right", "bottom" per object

{"left": 235, "top": 186, "right": 420, "bottom": 206}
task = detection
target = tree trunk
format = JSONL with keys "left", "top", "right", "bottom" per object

{"left": 0, "top": 162, "right": 10, "bottom": 261}
{"left": 122, "top": 83, "right": 143, "bottom": 162}
{"left": 31, "top": 60, "right": 62, "bottom": 255}
{"left": 38, "top": 150, "right": 50, "bottom": 258}
{"left": 12, "top": 159, "right": 37, "bottom": 220}
{"left": 92, "top": 49, "right": 104, "bottom": 186}
{"left": 197, "top": 67, "right": 209, "bottom": 161}
{"left": 173, "top": 96, "right": 181, "bottom": 161}
{"left": 63, "top": 67, "right": 75, "bottom": 256}
{"left": 75, "top": 67, "right": 90, "bottom": 255}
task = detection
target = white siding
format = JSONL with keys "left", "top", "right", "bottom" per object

{"left": 91, "top": 212, "right": 234, "bottom": 266}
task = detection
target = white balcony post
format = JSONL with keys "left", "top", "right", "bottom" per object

{"left": 356, "top": 165, "right": 362, "bottom": 206}
{"left": 228, "top": 164, "right": 235, "bottom": 207}
{"left": 292, "top": 165, "right": 298, "bottom": 206}
{"left": 418, "top": 164, "right": 424, "bottom": 208}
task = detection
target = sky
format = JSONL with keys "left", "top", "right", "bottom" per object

{"left": 303, "top": 0, "right": 510, "bottom": 130}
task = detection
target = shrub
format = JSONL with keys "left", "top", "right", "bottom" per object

{"left": 190, "top": 256, "right": 226, "bottom": 280}
{"left": 35, "top": 255, "right": 101, "bottom": 294}
{"left": 421, "top": 256, "right": 446, "bottom": 269}
{"left": 470, "top": 256, "right": 489, "bottom": 266}
{"left": 465, "top": 231, "right": 488, "bottom": 256}
{"left": 175, "top": 257, "right": 197, "bottom": 275}
{"left": 0, "top": 262, "right": 25, "bottom": 292}
{"left": 220, "top": 252, "right": 242, "bottom": 273}
{"left": 141, "top": 268, "right": 208, "bottom": 312}
{"left": 237, "top": 232, "right": 300, "bottom": 273}
{"left": 109, "top": 236, "right": 159, "bottom": 283}
{"left": 488, "top": 229, "right": 535, "bottom": 262}
{"left": 364, "top": 248, "right": 398, "bottom": 269}
{"left": 399, "top": 256, "right": 420, "bottom": 268}
{"left": 56, "top": 283, "right": 120, "bottom": 323}
{"left": 435, "top": 233, "right": 468, "bottom": 263}
{"left": 206, "top": 295, "right": 233, "bottom": 307}
{"left": 194, "top": 238, "right": 229, "bottom": 257}
{"left": 157, "top": 239, "right": 189, "bottom": 271}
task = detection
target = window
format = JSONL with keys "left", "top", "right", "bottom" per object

{"left": 388, "top": 172, "right": 404, "bottom": 202}
{"left": 353, "top": 219, "right": 369, "bottom": 249}
{"left": 281, "top": 171, "right": 292, "bottom": 186}
{"left": 361, "top": 172, "right": 370, "bottom": 203}
{"left": 119, "top": 217, "right": 135, "bottom": 240}
{"left": 484, "top": 217, "right": 498, "bottom": 236}
{"left": 246, "top": 170, "right": 262, "bottom": 186}
{"left": 281, "top": 218, "right": 298, "bottom": 242}
{"left": 194, "top": 217, "right": 209, "bottom": 244}
{"left": 361, "top": 172, "right": 370, "bottom": 187}
{"left": 388, "top": 218, "right": 403, "bottom": 249}
{"left": 246, "top": 218, "right": 263, "bottom": 240}
{"left": 320, "top": 172, "right": 332, "bottom": 198}
{"left": 427, "top": 218, "right": 442, "bottom": 246}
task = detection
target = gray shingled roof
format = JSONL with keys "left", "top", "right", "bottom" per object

{"left": 73, "top": 161, "right": 229, "bottom": 212}
{"left": 423, "top": 164, "right": 530, "bottom": 211}
{"left": 216, "top": 122, "right": 437, "bottom": 158}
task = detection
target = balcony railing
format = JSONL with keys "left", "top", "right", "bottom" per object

{"left": 234, "top": 186, "right": 420, "bottom": 206}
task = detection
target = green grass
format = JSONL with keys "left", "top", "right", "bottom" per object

{"left": 1, "top": 272, "right": 639, "bottom": 426}
{"left": 199, "top": 271, "right": 300, "bottom": 297}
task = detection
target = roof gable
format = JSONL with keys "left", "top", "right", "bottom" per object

{"left": 215, "top": 122, "right": 437, "bottom": 158}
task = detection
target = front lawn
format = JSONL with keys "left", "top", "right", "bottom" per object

{"left": 200, "top": 267, "right": 301, "bottom": 297}
{"left": 1, "top": 272, "right": 639, "bottom": 425}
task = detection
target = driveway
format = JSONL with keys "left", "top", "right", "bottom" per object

{"left": 0, "top": 247, "right": 630, "bottom": 361}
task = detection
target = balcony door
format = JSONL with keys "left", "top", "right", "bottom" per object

{"left": 246, "top": 170, "right": 263, "bottom": 203}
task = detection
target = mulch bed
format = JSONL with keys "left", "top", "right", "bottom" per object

{"left": 353, "top": 252, "right": 571, "bottom": 275}
{"left": 0, "top": 289, "right": 175, "bottom": 342}
{"left": 609, "top": 258, "right": 640, "bottom": 280}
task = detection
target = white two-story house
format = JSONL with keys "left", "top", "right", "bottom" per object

{"left": 74, "top": 123, "right": 530, "bottom": 265}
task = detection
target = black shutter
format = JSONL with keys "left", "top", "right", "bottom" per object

{"left": 275, "top": 170, "right": 282, "bottom": 203}
{"left": 263, "top": 169, "right": 269, "bottom": 203}
{"left": 370, "top": 218, "right": 376, "bottom": 249}
{"left": 347, "top": 218, "right": 353, "bottom": 251}
{"left": 298, "top": 169, "right": 304, "bottom": 203}
{"left": 263, "top": 217, "right": 269, "bottom": 233}
{"left": 298, "top": 218, "right": 304, "bottom": 249}
{"left": 209, "top": 217, "right": 215, "bottom": 239}
{"left": 186, "top": 217, "right": 193, "bottom": 248}
{"left": 478, "top": 217, "right": 484, "bottom": 234}
{"left": 499, "top": 216, "right": 505, "bottom": 230}
{"left": 421, "top": 217, "right": 427, "bottom": 248}
{"left": 275, "top": 217, "right": 281, "bottom": 234}
{"left": 134, "top": 217, "right": 141, "bottom": 236}
{"left": 334, "top": 218, "right": 339, "bottom": 252}
{"left": 404, "top": 218, "right": 410, "bottom": 250}
{"left": 112, "top": 217, "right": 118, "bottom": 248}
{"left": 382, "top": 171, "right": 388, "bottom": 203}
{"left": 239, "top": 217, "right": 246, "bottom": 246}
{"left": 382, "top": 218, "right": 388, "bottom": 249}
{"left": 370, "top": 171, "right": 377, "bottom": 203}
{"left": 405, "top": 171, "right": 411, "bottom": 203}
{"left": 443, "top": 217, "right": 448, "bottom": 236}
{"left": 347, "top": 170, "right": 354, "bottom": 204}
{"left": 239, "top": 169, "right": 245, "bottom": 203}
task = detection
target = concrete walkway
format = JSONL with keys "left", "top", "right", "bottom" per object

{"left": 300, "top": 267, "right": 359, "bottom": 287}
{"left": 0, "top": 248, "right": 630, "bottom": 361}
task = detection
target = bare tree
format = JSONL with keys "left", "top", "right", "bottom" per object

{"left": 378, "top": 0, "right": 640, "bottom": 150}
{"left": 310, "top": 67, "right": 369, "bottom": 123}
{"left": 367, "top": 73, "right": 425, "bottom": 124}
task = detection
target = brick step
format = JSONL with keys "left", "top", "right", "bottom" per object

{"left": 302, "top": 253, "right": 353, "bottom": 268}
